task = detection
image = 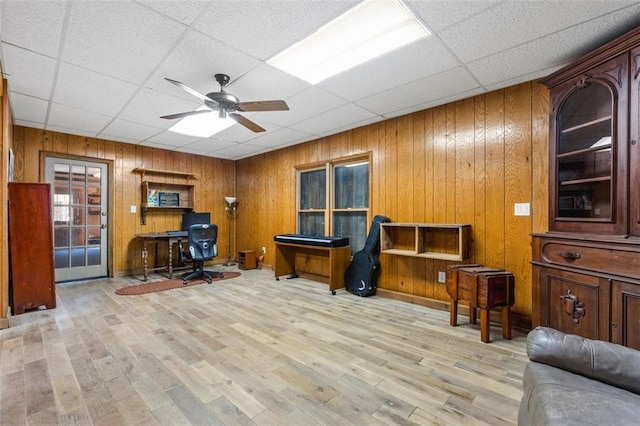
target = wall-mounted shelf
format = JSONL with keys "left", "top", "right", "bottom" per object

{"left": 380, "top": 223, "right": 471, "bottom": 261}
{"left": 133, "top": 167, "right": 197, "bottom": 180}
{"left": 140, "top": 181, "right": 194, "bottom": 225}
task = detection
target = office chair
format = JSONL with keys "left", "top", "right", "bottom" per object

{"left": 179, "top": 224, "right": 224, "bottom": 285}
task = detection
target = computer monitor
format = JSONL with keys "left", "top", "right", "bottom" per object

{"left": 181, "top": 212, "right": 211, "bottom": 231}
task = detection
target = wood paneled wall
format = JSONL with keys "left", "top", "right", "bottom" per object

{"left": 10, "top": 127, "right": 236, "bottom": 276}
{"left": 5, "top": 81, "right": 549, "bottom": 323}
{"left": 236, "top": 82, "right": 550, "bottom": 320}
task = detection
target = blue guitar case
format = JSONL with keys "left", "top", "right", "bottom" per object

{"left": 344, "top": 215, "right": 391, "bottom": 296}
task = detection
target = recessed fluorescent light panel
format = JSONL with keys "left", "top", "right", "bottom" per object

{"left": 168, "top": 106, "right": 235, "bottom": 138}
{"left": 267, "top": 0, "right": 430, "bottom": 84}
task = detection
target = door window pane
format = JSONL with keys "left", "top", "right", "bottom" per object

{"left": 71, "top": 248, "right": 86, "bottom": 267}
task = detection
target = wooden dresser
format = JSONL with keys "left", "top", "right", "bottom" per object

{"left": 533, "top": 27, "right": 640, "bottom": 349}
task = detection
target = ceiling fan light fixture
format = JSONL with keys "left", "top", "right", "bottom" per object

{"left": 168, "top": 106, "right": 235, "bottom": 138}
{"left": 267, "top": 0, "right": 430, "bottom": 84}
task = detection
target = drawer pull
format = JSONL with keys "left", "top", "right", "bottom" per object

{"left": 558, "top": 251, "right": 581, "bottom": 260}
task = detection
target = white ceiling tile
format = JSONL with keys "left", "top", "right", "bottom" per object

{"left": 386, "top": 87, "right": 487, "bottom": 119}
{"left": 229, "top": 64, "right": 309, "bottom": 103}
{"left": 146, "top": 29, "right": 263, "bottom": 99}
{"left": 119, "top": 87, "right": 200, "bottom": 129}
{"left": 54, "top": 63, "right": 139, "bottom": 115}
{"left": 258, "top": 86, "right": 347, "bottom": 128}
{"left": 0, "top": 0, "right": 67, "bottom": 56}
{"left": 135, "top": 0, "right": 211, "bottom": 25}
{"left": 407, "top": 0, "right": 502, "bottom": 32}
{"left": 138, "top": 139, "right": 178, "bottom": 150}
{"left": 180, "top": 137, "right": 236, "bottom": 153}
{"left": 45, "top": 124, "right": 99, "bottom": 139}
{"left": 9, "top": 92, "right": 48, "bottom": 124}
{"left": 291, "top": 103, "right": 379, "bottom": 135}
{"left": 14, "top": 119, "right": 43, "bottom": 128}
{"left": 318, "top": 37, "right": 460, "bottom": 102}
{"left": 357, "top": 67, "right": 479, "bottom": 116}
{"left": 211, "top": 142, "right": 268, "bottom": 160}
{"left": 468, "top": 7, "right": 640, "bottom": 88}
{"left": 246, "top": 127, "right": 314, "bottom": 148}
{"left": 146, "top": 129, "right": 203, "bottom": 148}
{"left": 440, "top": 1, "right": 640, "bottom": 63}
{"left": 63, "top": 1, "right": 186, "bottom": 83}
{"left": 47, "top": 103, "right": 112, "bottom": 134}
{"left": 1, "top": 44, "right": 57, "bottom": 99}
{"left": 100, "top": 119, "right": 163, "bottom": 142}
{"left": 194, "top": 1, "right": 358, "bottom": 60}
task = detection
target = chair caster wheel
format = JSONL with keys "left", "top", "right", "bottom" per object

{"left": 332, "top": 290, "right": 336, "bottom": 295}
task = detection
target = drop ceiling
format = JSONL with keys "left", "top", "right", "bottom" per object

{"left": 1, "top": 1, "right": 640, "bottom": 160}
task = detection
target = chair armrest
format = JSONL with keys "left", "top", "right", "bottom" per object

{"left": 527, "top": 327, "right": 640, "bottom": 395}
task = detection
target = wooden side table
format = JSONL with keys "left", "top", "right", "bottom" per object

{"left": 447, "top": 264, "right": 515, "bottom": 343}
{"left": 238, "top": 250, "right": 257, "bottom": 270}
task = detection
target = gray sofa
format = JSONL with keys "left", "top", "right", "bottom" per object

{"left": 519, "top": 327, "right": 640, "bottom": 426}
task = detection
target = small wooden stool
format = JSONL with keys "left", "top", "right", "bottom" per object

{"left": 447, "top": 264, "right": 515, "bottom": 343}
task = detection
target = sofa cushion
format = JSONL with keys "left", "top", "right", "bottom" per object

{"left": 522, "top": 362, "right": 640, "bottom": 426}
{"left": 527, "top": 327, "right": 640, "bottom": 395}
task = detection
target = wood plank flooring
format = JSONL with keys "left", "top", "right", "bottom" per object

{"left": 0, "top": 268, "right": 528, "bottom": 425}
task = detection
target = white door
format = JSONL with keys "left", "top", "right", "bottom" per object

{"left": 45, "top": 157, "right": 109, "bottom": 282}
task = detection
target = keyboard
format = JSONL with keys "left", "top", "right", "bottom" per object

{"left": 166, "top": 230, "right": 188, "bottom": 237}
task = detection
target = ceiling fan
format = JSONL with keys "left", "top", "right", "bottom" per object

{"left": 160, "top": 73, "right": 289, "bottom": 132}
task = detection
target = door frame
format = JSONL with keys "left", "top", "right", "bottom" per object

{"left": 40, "top": 151, "right": 114, "bottom": 279}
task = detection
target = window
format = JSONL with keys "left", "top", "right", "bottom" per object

{"left": 297, "top": 154, "right": 371, "bottom": 253}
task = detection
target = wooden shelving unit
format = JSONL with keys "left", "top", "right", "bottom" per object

{"left": 133, "top": 168, "right": 197, "bottom": 225}
{"left": 380, "top": 223, "right": 471, "bottom": 261}
{"left": 133, "top": 167, "right": 197, "bottom": 180}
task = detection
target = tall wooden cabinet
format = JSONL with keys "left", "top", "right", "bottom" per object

{"left": 532, "top": 27, "right": 640, "bottom": 349}
{"left": 8, "top": 183, "right": 56, "bottom": 315}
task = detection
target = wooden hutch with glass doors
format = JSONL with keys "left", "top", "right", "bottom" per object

{"left": 532, "top": 27, "right": 640, "bottom": 350}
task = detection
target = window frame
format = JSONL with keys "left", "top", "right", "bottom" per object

{"left": 295, "top": 152, "right": 372, "bottom": 250}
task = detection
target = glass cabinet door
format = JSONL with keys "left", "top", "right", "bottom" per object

{"left": 550, "top": 54, "right": 628, "bottom": 235}
{"left": 556, "top": 83, "right": 612, "bottom": 220}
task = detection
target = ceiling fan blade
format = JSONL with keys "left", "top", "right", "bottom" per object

{"left": 229, "top": 113, "right": 265, "bottom": 132}
{"left": 160, "top": 110, "right": 212, "bottom": 120}
{"left": 164, "top": 78, "right": 209, "bottom": 102}
{"left": 237, "top": 100, "right": 289, "bottom": 112}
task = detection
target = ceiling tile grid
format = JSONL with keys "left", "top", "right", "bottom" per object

{"left": 1, "top": 0, "right": 640, "bottom": 160}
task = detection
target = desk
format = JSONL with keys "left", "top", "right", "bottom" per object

{"left": 274, "top": 241, "right": 351, "bottom": 293}
{"left": 136, "top": 232, "right": 189, "bottom": 281}
{"left": 447, "top": 264, "right": 515, "bottom": 343}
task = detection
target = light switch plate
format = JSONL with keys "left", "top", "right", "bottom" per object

{"left": 438, "top": 271, "right": 446, "bottom": 283}
{"left": 130, "top": 205, "right": 137, "bottom": 213}
{"left": 514, "top": 203, "right": 530, "bottom": 216}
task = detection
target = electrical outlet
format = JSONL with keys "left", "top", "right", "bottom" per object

{"left": 438, "top": 271, "right": 446, "bottom": 283}
{"left": 261, "top": 246, "right": 266, "bottom": 254}
{"left": 130, "top": 205, "right": 136, "bottom": 213}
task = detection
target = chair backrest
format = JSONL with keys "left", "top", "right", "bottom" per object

{"left": 187, "top": 224, "right": 218, "bottom": 261}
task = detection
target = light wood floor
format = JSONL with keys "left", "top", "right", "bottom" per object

{"left": 1, "top": 267, "right": 528, "bottom": 425}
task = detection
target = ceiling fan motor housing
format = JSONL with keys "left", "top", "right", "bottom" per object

{"left": 204, "top": 91, "right": 239, "bottom": 111}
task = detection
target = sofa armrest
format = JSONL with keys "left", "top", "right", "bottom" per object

{"left": 527, "top": 327, "right": 640, "bottom": 395}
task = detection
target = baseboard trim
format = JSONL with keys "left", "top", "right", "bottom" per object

{"left": 375, "top": 288, "right": 532, "bottom": 332}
